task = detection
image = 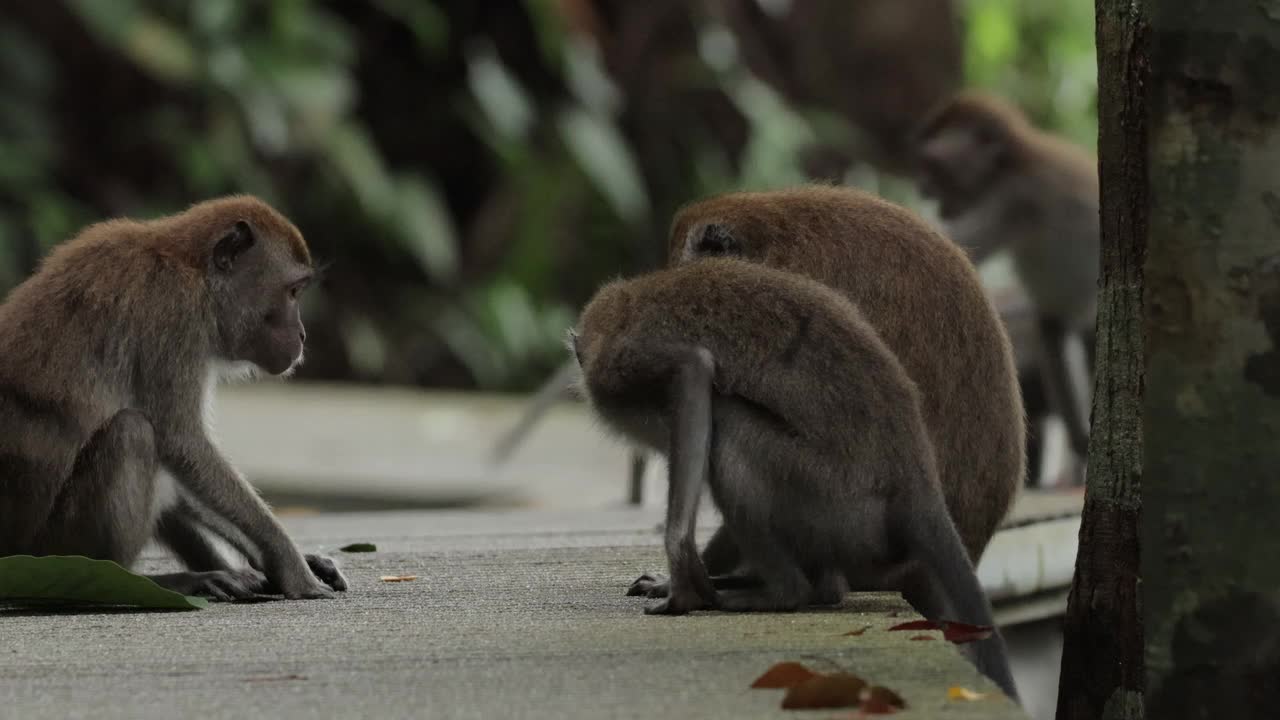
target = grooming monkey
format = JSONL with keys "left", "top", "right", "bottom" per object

{"left": 640, "top": 186, "right": 1023, "bottom": 599}
{"left": 573, "top": 258, "right": 1018, "bottom": 698}
{"left": 914, "top": 91, "right": 1099, "bottom": 469}
{"left": 0, "top": 196, "right": 346, "bottom": 600}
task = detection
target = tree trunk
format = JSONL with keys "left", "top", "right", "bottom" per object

{"left": 1140, "top": 2, "right": 1280, "bottom": 718}
{"left": 1061, "top": 2, "right": 1280, "bottom": 718}
{"left": 1055, "top": 3, "right": 1146, "bottom": 719}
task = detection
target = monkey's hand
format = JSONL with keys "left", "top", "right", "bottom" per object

{"left": 306, "top": 554, "right": 349, "bottom": 592}
{"left": 627, "top": 573, "right": 670, "bottom": 598}
{"left": 643, "top": 583, "right": 715, "bottom": 615}
{"left": 151, "top": 569, "right": 270, "bottom": 602}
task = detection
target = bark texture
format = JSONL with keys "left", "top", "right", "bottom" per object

{"left": 1056, "top": 2, "right": 1147, "bottom": 719}
{"left": 1141, "top": 2, "right": 1280, "bottom": 718}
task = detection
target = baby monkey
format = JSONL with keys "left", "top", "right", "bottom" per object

{"left": 573, "top": 258, "right": 1017, "bottom": 698}
{"left": 0, "top": 196, "right": 345, "bottom": 600}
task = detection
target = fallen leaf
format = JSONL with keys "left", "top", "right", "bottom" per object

{"left": 940, "top": 621, "right": 993, "bottom": 644}
{"left": 339, "top": 543, "right": 377, "bottom": 553}
{"left": 0, "top": 555, "right": 207, "bottom": 611}
{"left": 841, "top": 625, "right": 872, "bottom": 637}
{"left": 861, "top": 686, "right": 906, "bottom": 714}
{"left": 888, "top": 620, "right": 939, "bottom": 632}
{"left": 751, "top": 661, "right": 820, "bottom": 689}
{"left": 781, "top": 672, "right": 868, "bottom": 709}
{"left": 379, "top": 575, "right": 417, "bottom": 583}
{"left": 947, "top": 686, "right": 987, "bottom": 701}
{"left": 909, "top": 634, "right": 935, "bottom": 641}
{"left": 243, "top": 674, "right": 306, "bottom": 683}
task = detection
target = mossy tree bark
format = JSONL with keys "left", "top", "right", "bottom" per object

{"left": 1061, "top": 2, "right": 1280, "bottom": 719}
{"left": 1055, "top": 3, "right": 1146, "bottom": 719}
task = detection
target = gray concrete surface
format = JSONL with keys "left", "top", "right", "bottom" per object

{"left": 1, "top": 509, "right": 1027, "bottom": 720}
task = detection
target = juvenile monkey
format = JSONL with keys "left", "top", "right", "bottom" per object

{"left": 658, "top": 186, "right": 1023, "bottom": 591}
{"left": 573, "top": 258, "right": 1018, "bottom": 698}
{"left": 914, "top": 91, "right": 1099, "bottom": 465}
{"left": 0, "top": 196, "right": 346, "bottom": 600}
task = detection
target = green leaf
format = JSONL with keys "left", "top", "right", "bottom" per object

{"left": 0, "top": 555, "right": 208, "bottom": 611}
{"left": 339, "top": 543, "right": 377, "bottom": 553}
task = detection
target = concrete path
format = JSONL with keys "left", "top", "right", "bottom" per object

{"left": 1, "top": 509, "right": 1027, "bottom": 720}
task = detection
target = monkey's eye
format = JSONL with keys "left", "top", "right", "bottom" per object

{"left": 288, "top": 278, "right": 312, "bottom": 299}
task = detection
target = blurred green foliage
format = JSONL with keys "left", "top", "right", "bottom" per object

{"left": 0, "top": 0, "right": 1097, "bottom": 391}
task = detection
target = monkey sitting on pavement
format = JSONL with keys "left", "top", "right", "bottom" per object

{"left": 572, "top": 257, "right": 1018, "bottom": 699}
{"left": 0, "top": 196, "right": 346, "bottom": 600}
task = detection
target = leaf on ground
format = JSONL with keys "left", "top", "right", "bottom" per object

{"left": 940, "top": 621, "right": 993, "bottom": 644}
{"left": 781, "top": 672, "right": 868, "bottom": 709}
{"left": 888, "top": 619, "right": 939, "bottom": 632}
{"left": 909, "top": 634, "right": 935, "bottom": 641}
{"left": 0, "top": 555, "right": 207, "bottom": 611}
{"left": 751, "top": 661, "right": 821, "bottom": 689}
{"left": 861, "top": 686, "right": 906, "bottom": 713}
{"left": 841, "top": 625, "right": 872, "bottom": 637}
{"left": 887, "top": 619, "right": 992, "bottom": 644}
{"left": 339, "top": 543, "right": 377, "bottom": 553}
{"left": 947, "top": 686, "right": 987, "bottom": 701}
{"left": 379, "top": 575, "right": 417, "bottom": 583}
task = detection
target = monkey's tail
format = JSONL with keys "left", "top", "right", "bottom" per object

{"left": 898, "top": 488, "right": 1020, "bottom": 702}
{"left": 489, "top": 359, "right": 579, "bottom": 464}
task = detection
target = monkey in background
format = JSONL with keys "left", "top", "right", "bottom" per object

{"left": 914, "top": 91, "right": 1099, "bottom": 475}
{"left": 0, "top": 196, "right": 346, "bottom": 600}
{"left": 573, "top": 258, "right": 1018, "bottom": 699}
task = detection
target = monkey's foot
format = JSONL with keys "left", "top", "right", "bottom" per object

{"left": 716, "top": 588, "right": 806, "bottom": 613}
{"left": 627, "top": 573, "right": 669, "bottom": 598}
{"left": 644, "top": 586, "right": 714, "bottom": 615}
{"left": 150, "top": 569, "right": 269, "bottom": 602}
{"left": 305, "top": 554, "right": 348, "bottom": 591}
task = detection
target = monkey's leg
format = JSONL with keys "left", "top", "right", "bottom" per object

{"left": 36, "top": 410, "right": 266, "bottom": 601}
{"left": 627, "top": 525, "right": 747, "bottom": 598}
{"left": 1036, "top": 316, "right": 1090, "bottom": 459}
{"left": 644, "top": 347, "right": 718, "bottom": 616}
{"left": 713, "top": 528, "right": 812, "bottom": 613}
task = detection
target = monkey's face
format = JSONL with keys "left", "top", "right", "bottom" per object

{"left": 208, "top": 221, "right": 313, "bottom": 376}
{"left": 915, "top": 123, "right": 1006, "bottom": 209}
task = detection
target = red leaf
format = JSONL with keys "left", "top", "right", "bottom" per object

{"left": 909, "top": 634, "right": 935, "bottom": 641}
{"left": 751, "top": 661, "right": 820, "bottom": 689}
{"left": 887, "top": 620, "right": 941, "bottom": 632}
{"left": 841, "top": 625, "right": 872, "bottom": 637}
{"left": 781, "top": 673, "right": 868, "bottom": 709}
{"left": 941, "top": 621, "right": 993, "bottom": 644}
{"left": 861, "top": 686, "right": 906, "bottom": 714}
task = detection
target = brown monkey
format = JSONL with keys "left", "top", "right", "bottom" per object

{"left": 914, "top": 91, "right": 1098, "bottom": 467}
{"left": 663, "top": 185, "right": 1023, "bottom": 579}
{"left": 572, "top": 258, "right": 1018, "bottom": 699}
{"left": 0, "top": 196, "right": 346, "bottom": 600}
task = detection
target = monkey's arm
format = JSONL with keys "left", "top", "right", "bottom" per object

{"left": 1035, "top": 316, "right": 1091, "bottom": 459}
{"left": 644, "top": 345, "right": 718, "bottom": 615}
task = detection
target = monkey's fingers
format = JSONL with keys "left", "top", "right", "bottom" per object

{"left": 627, "top": 573, "right": 670, "bottom": 598}
{"left": 644, "top": 584, "right": 714, "bottom": 615}
{"left": 305, "top": 554, "right": 349, "bottom": 591}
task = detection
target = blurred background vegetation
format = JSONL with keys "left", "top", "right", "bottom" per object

{"left": 0, "top": 0, "right": 1096, "bottom": 392}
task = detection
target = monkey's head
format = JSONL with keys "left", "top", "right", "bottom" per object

{"left": 191, "top": 198, "right": 314, "bottom": 376}
{"left": 912, "top": 91, "right": 1030, "bottom": 214}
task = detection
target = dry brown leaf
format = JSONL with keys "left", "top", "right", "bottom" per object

{"left": 947, "top": 686, "right": 987, "bottom": 701}
{"left": 939, "top": 621, "right": 993, "bottom": 644}
{"left": 860, "top": 685, "right": 906, "bottom": 714}
{"left": 380, "top": 575, "right": 418, "bottom": 583}
{"left": 841, "top": 625, "right": 872, "bottom": 637}
{"left": 888, "top": 619, "right": 939, "bottom": 632}
{"left": 781, "top": 672, "right": 868, "bottom": 709}
{"left": 750, "top": 661, "right": 821, "bottom": 689}
{"left": 909, "top": 634, "right": 935, "bottom": 641}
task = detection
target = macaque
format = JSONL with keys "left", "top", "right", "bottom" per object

{"left": 0, "top": 196, "right": 346, "bottom": 600}
{"left": 914, "top": 91, "right": 1099, "bottom": 473}
{"left": 573, "top": 258, "right": 1018, "bottom": 699}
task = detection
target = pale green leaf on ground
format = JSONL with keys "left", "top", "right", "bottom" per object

{"left": 339, "top": 543, "right": 377, "bottom": 553}
{"left": 0, "top": 555, "right": 207, "bottom": 611}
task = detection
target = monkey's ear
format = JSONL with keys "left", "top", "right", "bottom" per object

{"left": 692, "top": 223, "right": 738, "bottom": 257}
{"left": 213, "top": 221, "right": 255, "bottom": 273}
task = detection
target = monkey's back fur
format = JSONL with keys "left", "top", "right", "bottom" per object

{"left": 668, "top": 186, "right": 1024, "bottom": 562}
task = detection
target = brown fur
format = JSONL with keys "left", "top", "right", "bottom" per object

{"left": 574, "top": 258, "right": 1018, "bottom": 697}
{"left": 667, "top": 185, "right": 1024, "bottom": 563}
{"left": 0, "top": 195, "right": 343, "bottom": 600}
